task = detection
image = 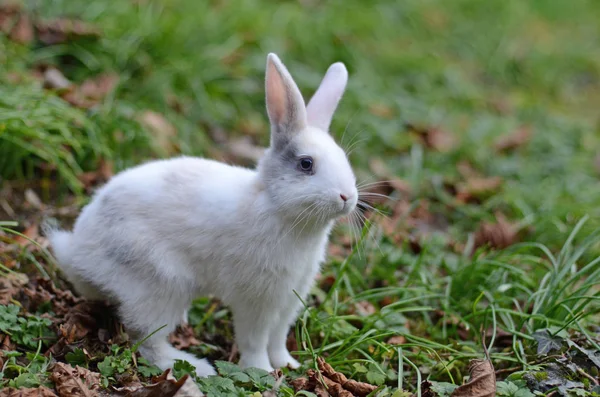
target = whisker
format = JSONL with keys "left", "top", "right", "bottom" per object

{"left": 357, "top": 201, "right": 389, "bottom": 218}
{"left": 340, "top": 111, "right": 359, "bottom": 149}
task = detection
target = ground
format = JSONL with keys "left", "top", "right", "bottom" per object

{"left": 1, "top": 0, "right": 600, "bottom": 396}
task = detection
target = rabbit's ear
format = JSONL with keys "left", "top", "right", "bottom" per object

{"left": 266, "top": 53, "right": 307, "bottom": 151}
{"left": 306, "top": 62, "right": 348, "bottom": 132}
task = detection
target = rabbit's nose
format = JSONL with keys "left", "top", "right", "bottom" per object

{"left": 340, "top": 194, "right": 348, "bottom": 202}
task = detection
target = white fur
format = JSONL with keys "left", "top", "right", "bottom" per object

{"left": 47, "top": 53, "right": 357, "bottom": 377}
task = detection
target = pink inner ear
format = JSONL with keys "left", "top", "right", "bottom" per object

{"left": 266, "top": 61, "right": 287, "bottom": 125}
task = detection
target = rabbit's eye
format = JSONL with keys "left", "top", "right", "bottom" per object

{"left": 298, "top": 157, "right": 314, "bottom": 173}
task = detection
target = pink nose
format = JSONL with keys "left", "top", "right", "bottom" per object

{"left": 340, "top": 194, "right": 348, "bottom": 202}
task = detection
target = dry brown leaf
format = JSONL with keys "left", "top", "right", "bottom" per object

{"left": 386, "top": 335, "right": 406, "bottom": 345}
{"left": 50, "top": 362, "right": 101, "bottom": 397}
{"left": 0, "top": 271, "right": 28, "bottom": 304}
{"left": 354, "top": 301, "right": 376, "bottom": 316}
{"left": 169, "top": 324, "right": 201, "bottom": 350}
{"left": 368, "top": 159, "right": 412, "bottom": 196}
{"left": 13, "top": 223, "right": 39, "bottom": 246}
{"left": 24, "top": 189, "right": 44, "bottom": 210}
{"left": 1, "top": 334, "right": 16, "bottom": 352}
{"left": 450, "top": 359, "right": 496, "bottom": 397}
{"left": 494, "top": 126, "right": 532, "bottom": 152}
{"left": 0, "top": 3, "right": 21, "bottom": 35}
{"left": 43, "top": 68, "right": 72, "bottom": 91}
{"left": 420, "top": 380, "right": 437, "bottom": 397}
{"left": 79, "top": 73, "right": 119, "bottom": 100}
{"left": 35, "top": 18, "right": 101, "bottom": 45}
{"left": 407, "top": 123, "right": 456, "bottom": 152}
{"left": 23, "top": 278, "right": 82, "bottom": 317}
{"left": 9, "top": 13, "right": 33, "bottom": 44}
{"left": 61, "top": 73, "right": 119, "bottom": 109}
{"left": 59, "top": 302, "right": 98, "bottom": 344}
{"left": 319, "top": 376, "right": 353, "bottom": 397}
{"left": 456, "top": 176, "right": 503, "bottom": 203}
{"left": 317, "top": 357, "right": 378, "bottom": 397}
{"left": 368, "top": 103, "right": 395, "bottom": 119}
{"left": 119, "top": 369, "right": 204, "bottom": 397}
{"left": 473, "top": 213, "right": 518, "bottom": 251}
{"left": 289, "top": 377, "right": 310, "bottom": 392}
{"left": 137, "top": 111, "right": 178, "bottom": 155}
{"left": 78, "top": 158, "right": 114, "bottom": 190}
{"left": 0, "top": 386, "right": 58, "bottom": 397}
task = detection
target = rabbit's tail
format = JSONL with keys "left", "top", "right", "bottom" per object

{"left": 45, "top": 227, "right": 74, "bottom": 267}
{"left": 43, "top": 220, "right": 104, "bottom": 300}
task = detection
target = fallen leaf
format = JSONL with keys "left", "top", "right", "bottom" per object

{"left": 43, "top": 68, "right": 72, "bottom": 91}
{"left": 455, "top": 176, "right": 503, "bottom": 203}
{"left": 289, "top": 377, "right": 310, "bottom": 392}
{"left": 450, "top": 359, "right": 496, "bottom": 397}
{"left": 23, "top": 278, "right": 82, "bottom": 317}
{"left": 61, "top": 73, "right": 119, "bottom": 109}
{"left": 35, "top": 18, "right": 101, "bottom": 45}
{"left": 494, "top": 126, "right": 532, "bottom": 152}
{"left": 1, "top": 333, "right": 16, "bottom": 352}
{"left": 79, "top": 73, "right": 119, "bottom": 100}
{"left": 0, "top": 4, "right": 21, "bottom": 35}
{"left": 354, "top": 301, "right": 376, "bottom": 316}
{"left": 386, "top": 335, "right": 406, "bottom": 345}
{"left": 406, "top": 123, "right": 456, "bottom": 152}
{"left": 420, "top": 380, "right": 440, "bottom": 397}
{"left": 0, "top": 271, "right": 28, "bottom": 304}
{"left": 473, "top": 212, "right": 519, "bottom": 251}
{"left": 59, "top": 302, "right": 98, "bottom": 343}
{"left": 137, "top": 111, "right": 178, "bottom": 155}
{"left": 13, "top": 223, "right": 39, "bottom": 246}
{"left": 368, "top": 103, "right": 395, "bottom": 119}
{"left": 169, "top": 324, "right": 201, "bottom": 350}
{"left": 9, "top": 13, "right": 33, "bottom": 44}
{"left": 24, "top": 188, "right": 44, "bottom": 209}
{"left": 118, "top": 369, "right": 204, "bottom": 397}
{"left": 0, "top": 386, "right": 58, "bottom": 397}
{"left": 368, "top": 158, "right": 412, "bottom": 196}
{"left": 317, "top": 372, "right": 353, "bottom": 397}
{"left": 317, "top": 357, "right": 378, "bottom": 397}
{"left": 50, "top": 362, "right": 101, "bottom": 397}
{"left": 78, "top": 158, "right": 114, "bottom": 190}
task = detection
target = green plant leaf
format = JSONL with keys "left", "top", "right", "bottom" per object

{"left": 533, "top": 329, "right": 564, "bottom": 355}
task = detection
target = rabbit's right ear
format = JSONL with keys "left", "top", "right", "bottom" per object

{"left": 265, "top": 53, "right": 307, "bottom": 151}
{"left": 306, "top": 62, "right": 348, "bottom": 132}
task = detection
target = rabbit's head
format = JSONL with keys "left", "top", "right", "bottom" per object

{"left": 258, "top": 54, "right": 357, "bottom": 226}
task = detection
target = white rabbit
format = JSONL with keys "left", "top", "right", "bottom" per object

{"left": 46, "top": 53, "right": 358, "bottom": 377}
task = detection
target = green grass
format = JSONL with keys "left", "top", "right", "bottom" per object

{"left": 2, "top": 0, "right": 600, "bottom": 395}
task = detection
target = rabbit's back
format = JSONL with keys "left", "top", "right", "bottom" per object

{"left": 66, "top": 157, "right": 257, "bottom": 292}
{"left": 66, "top": 156, "right": 327, "bottom": 303}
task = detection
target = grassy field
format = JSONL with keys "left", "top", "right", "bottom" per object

{"left": 1, "top": 0, "right": 600, "bottom": 395}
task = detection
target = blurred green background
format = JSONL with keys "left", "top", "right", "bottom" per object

{"left": 2, "top": 0, "right": 599, "bottom": 248}
{"left": 2, "top": 0, "right": 600, "bottom": 393}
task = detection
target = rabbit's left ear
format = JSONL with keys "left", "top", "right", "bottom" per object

{"left": 306, "top": 62, "right": 348, "bottom": 132}
{"left": 266, "top": 53, "right": 308, "bottom": 151}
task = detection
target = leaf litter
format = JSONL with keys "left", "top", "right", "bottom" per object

{"left": 290, "top": 357, "right": 378, "bottom": 397}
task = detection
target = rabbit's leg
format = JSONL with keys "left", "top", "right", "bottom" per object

{"left": 267, "top": 299, "right": 302, "bottom": 369}
{"left": 119, "top": 292, "right": 216, "bottom": 377}
{"left": 231, "top": 301, "right": 275, "bottom": 372}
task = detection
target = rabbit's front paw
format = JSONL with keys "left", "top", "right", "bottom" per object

{"left": 269, "top": 349, "right": 300, "bottom": 369}
{"left": 239, "top": 354, "right": 274, "bottom": 373}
